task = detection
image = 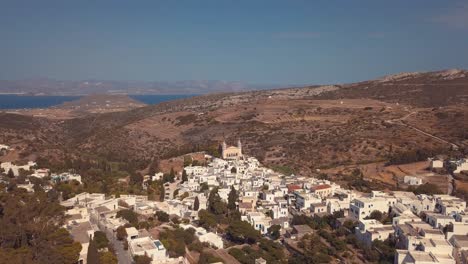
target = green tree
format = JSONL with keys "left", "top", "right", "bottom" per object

{"left": 48, "top": 228, "right": 83, "bottom": 264}
{"left": 183, "top": 156, "right": 193, "bottom": 167}
{"left": 129, "top": 173, "right": 143, "bottom": 186}
{"left": 227, "top": 186, "right": 238, "bottom": 211}
{"left": 193, "top": 196, "right": 200, "bottom": 211}
{"left": 198, "top": 209, "right": 217, "bottom": 230}
{"left": 158, "top": 228, "right": 194, "bottom": 257}
{"left": 259, "top": 238, "right": 286, "bottom": 262}
{"left": 208, "top": 188, "right": 227, "bottom": 216}
{"left": 7, "top": 168, "right": 14, "bottom": 178}
{"left": 155, "top": 211, "right": 169, "bottom": 222}
{"left": 410, "top": 183, "right": 443, "bottom": 195}
{"left": 200, "top": 182, "right": 209, "bottom": 192}
{"left": 0, "top": 190, "right": 82, "bottom": 263}
{"left": 295, "top": 234, "right": 332, "bottom": 263}
{"left": 148, "top": 165, "right": 156, "bottom": 176}
{"left": 134, "top": 254, "right": 152, "bottom": 264}
{"left": 99, "top": 251, "right": 118, "bottom": 264}
{"left": 87, "top": 237, "right": 100, "bottom": 264}
{"left": 170, "top": 168, "right": 176, "bottom": 181}
{"left": 116, "top": 209, "right": 139, "bottom": 226}
{"left": 93, "top": 231, "right": 109, "bottom": 249}
{"left": 366, "top": 210, "right": 384, "bottom": 222}
{"left": 267, "top": 225, "right": 281, "bottom": 240}
{"left": 199, "top": 252, "right": 223, "bottom": 264}
{"left": 181, "top": 170, "right": 188, "bottom": 183}
{"left": 116, "top": 226, "right": 127, "bottom": 241}
{"left": 226, "top": 220, "right": 261, "bottom": 244}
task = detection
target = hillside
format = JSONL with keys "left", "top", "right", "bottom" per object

{"left": 316, "top": 69, "right": 468, "bottom": 107}
{"left": 0, "top": 70, "right": 467, "bottom": 179}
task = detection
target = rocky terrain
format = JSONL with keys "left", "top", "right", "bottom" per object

{"left": 0, "top": 69, "right": 467, "bottom": 186}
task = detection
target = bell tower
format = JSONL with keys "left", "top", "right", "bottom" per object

{"left": 237, "top": 138, "right": 242, "bottom": 156}
{"left": 221, "top": 140, "right": 227, "bottom": 159}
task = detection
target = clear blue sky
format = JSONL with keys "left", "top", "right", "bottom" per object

{"left": 1, "top": 0, "right": 468, "bottom": 85}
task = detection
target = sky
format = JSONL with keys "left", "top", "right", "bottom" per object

{"left": 1, "top": 0, "right": 468, "bottom": 85}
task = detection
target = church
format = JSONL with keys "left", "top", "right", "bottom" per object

{"left": 221, "top": 139, "right": 243, "bottom": 160}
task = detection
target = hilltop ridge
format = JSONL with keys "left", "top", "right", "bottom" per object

{"left": 0, "top": 69, "right": 466, "bottom": 177}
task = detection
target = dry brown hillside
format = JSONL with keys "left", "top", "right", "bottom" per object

{"left": 0, "top": 70, "right": 466, "bottom": 178}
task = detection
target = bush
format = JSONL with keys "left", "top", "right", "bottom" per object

{"left": 408, "top": 183, "right": 443, "bottom": 195}
{"left": 116, "top": 209, "right": 139, "bottom": 226}
{"left": 155, "top": 211, "right": 170, "bottom": 222}
{"left": 188, "top": 241, "right": 204, "bottom": 253}
{"left": 116, "top": 226, "right": 127, "bottom": 241}
{"left": 387, "top": 149, "right": 439, "bottom": 166}
{"left": 134, "top": 255, "right": 152, "bottom": 264}
{"left": 198, "top": 209, "right": 217, "bottom": 230}
{"left": 93, "top": 231, "right": 109, "bottom": 249}
{"left": 267, "top": 225, "right": 281, "bottom": 240}
{"left": 198, "top": 252, "right": 223, "bottom": 264}
{"left": 226, "top": 220, "right": 261, "bottom": 244}
{"left": 159, "top": 228, "right": 196, "bottom": 257}
{"left": 366, "top": 210, "right": 384, "bottom": 222}
{"left": 99, "top": 251, "right": 118, "bottom": 264}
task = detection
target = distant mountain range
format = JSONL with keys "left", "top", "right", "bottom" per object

{"left": 0, "top": 78, "right": 284, "bottom": 95}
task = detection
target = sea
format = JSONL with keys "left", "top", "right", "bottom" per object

{"left": 0, "top": 94, "right": 194, "bottom": 109}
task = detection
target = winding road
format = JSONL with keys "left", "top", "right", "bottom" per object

{"left": 385, "top": 111, "right": 461, "bottom": 150}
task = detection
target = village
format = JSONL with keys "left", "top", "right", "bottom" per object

{"left": 1, "top": 140, "right": 468, "bottom": 264}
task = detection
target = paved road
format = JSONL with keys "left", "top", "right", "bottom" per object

{"left": 105, "top": 228, "right": 132, "bottom": 264}
{"left": 92, "top": 217, "right": 132, "bottom": 264}
{"left": 164, "top": 179, "right": 181, "bottom": 200}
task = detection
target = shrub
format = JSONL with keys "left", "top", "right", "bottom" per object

{"left": 93, "top": 231, "right": 109, "bottom": 249}
{"left": 155, "top": 211, "right": 170, "bottom": 222}
{"left": 198, "top": 252, "right": 223, "bottom": 264}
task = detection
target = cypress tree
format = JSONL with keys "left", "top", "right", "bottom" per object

{"left": 181, "top": 170, "right": 188, "bottom": 183}
{"left": 193, "top": 196, "right": 200, "bottom": 211}
{"left": 228, "top": 186, "right": 238, "bottom": 211}
{"left": 87, "top": 236, "right": 100, "bottom": 264}
{"left": 169, "top": 168, "right": 175, "bottom": 182}
{"left": 7, "top": 168, "right": 14, "bottom": 178}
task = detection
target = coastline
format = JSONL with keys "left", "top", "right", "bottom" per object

{"left": 0, "top": 94, "right": 195, "bottom": 110}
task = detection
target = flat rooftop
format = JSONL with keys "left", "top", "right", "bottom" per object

{"left": 130, "top": 237, "right": 158, "bottom": 253}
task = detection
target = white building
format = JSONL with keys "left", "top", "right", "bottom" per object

{"left": 452, "top": 159, "right": 468, "bottom": 174}
{"left": 404, "top": 176, "right": 423, "bottom": 186}
{"left": 350, "top": 196, "right": 395, "bottom": 220}
{"left": 244, "top": 212, "right": 272, "bottom": 234}
{"left": 128, "top": 237, "right": 168, "bottom": 263}
{"left": 425, "top": 212, "right": 454, "bottom": 229}
{"left": 180, "top": 224, "right": 224, "bottom": 249}
{"left": 0, "top": 144, "right": 10, "bottom": 151}
{"left": 355, "top": 219, "right": 393, "bottom": 246}
{"left": 31, "top": 168, "right": 50, "bottom": 178}
{"left": 1, "top": 161, "right": 36, "bottom": 176}
{"left": 435, "top": 195, "right": 467, "bottom": 216}
{"left": 294, "top": 191, "right": 321, "bottom": 212}
{"left": 184, "top": 166, "right": 208, "bottom": 176}
{"left": 271, "top": 198, "right": 288, "bottom": 219}
{"left": 430, "top": 159, "right": 444, "bottom": 170}
{"left": 395, "top": 250, "right": 455, "bottom": 264}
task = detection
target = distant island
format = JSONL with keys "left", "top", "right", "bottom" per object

{"left": 0, "top": 78, "right": 284, "bottom": 96}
